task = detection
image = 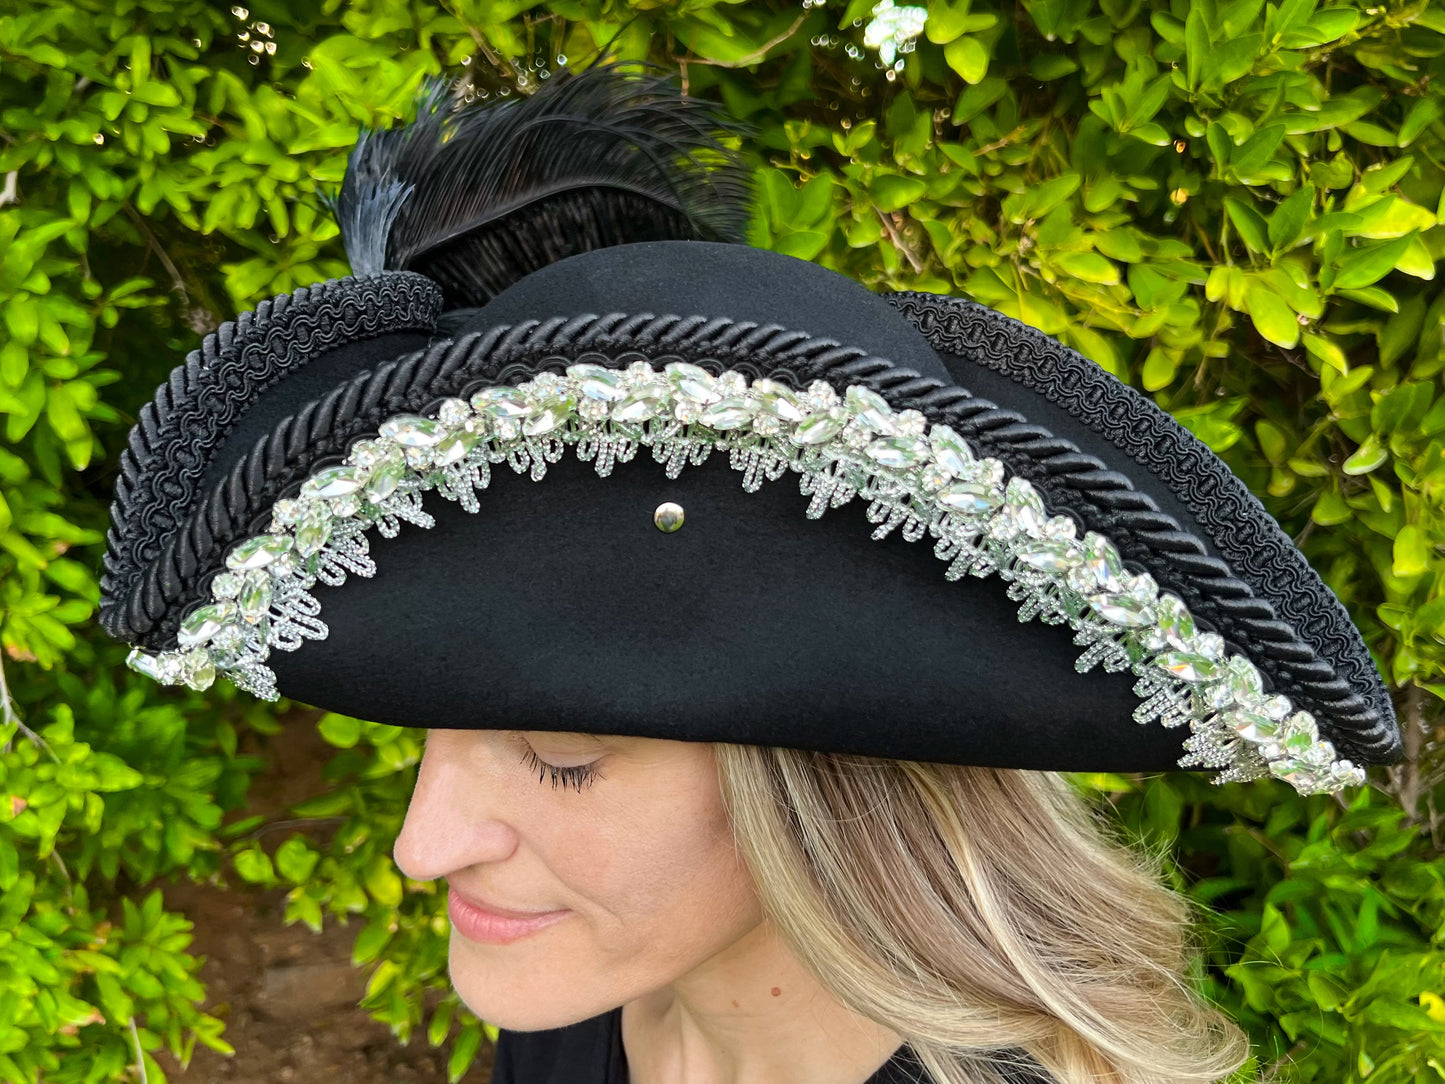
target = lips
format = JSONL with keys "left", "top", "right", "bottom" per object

{"left": 447, "top": 886, "right": 571, "bottom": 945}
{"left": 449, "top": 886, "right": 565, "bottom": 920}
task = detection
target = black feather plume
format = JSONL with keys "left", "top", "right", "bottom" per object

{"left": 334, "top": 58, "right": 759, "bottom": 306}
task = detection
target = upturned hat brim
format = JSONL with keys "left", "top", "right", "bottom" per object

{"left": 98, "top": 62, "right": 1400, "bottom": 797}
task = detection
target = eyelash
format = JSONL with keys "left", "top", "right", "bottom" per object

{"left": 516, "top": 742, "right": 602, "bottom": 792}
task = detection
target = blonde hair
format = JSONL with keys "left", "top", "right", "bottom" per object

{"left": 713, "top": 745, "right": 1253, "bottom": 1084}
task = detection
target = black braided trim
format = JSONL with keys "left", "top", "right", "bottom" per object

{"left": 112, "top": 309, "right": 1398, "bottom": 765}
{"left": 98, "top": 272, "right": 444, "bottom": 640}
{"left": 882, "top": 291, "right": 1399, "bottom": 764}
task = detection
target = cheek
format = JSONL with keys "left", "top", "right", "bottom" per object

{"left": 563, "top": 780, "right": 757, "bottom": 941}
{"left": 602, "top": 806, "right": 754, "bottom": 942}
{"left": 445, "top": 752, "right": 761, "bottom": 1028}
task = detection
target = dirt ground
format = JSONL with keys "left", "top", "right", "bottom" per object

{"left": 149, "top": 714, "right": 495, "bottom": 1083}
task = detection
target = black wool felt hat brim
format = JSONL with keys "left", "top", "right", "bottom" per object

{"left": 103, "top": 240, "right": 1399, "bottom": 774}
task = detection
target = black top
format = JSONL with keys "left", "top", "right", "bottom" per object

{"left": 490, "top": 1006, "right": 937, "bottom": 1083}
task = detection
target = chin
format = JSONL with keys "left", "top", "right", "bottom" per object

{"left": 447, "top": 939, "right": 615, "bottom": 1032}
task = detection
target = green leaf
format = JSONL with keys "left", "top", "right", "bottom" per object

{"left": 363, "top": 858, "right": 403, "bottom": 907}
{"left": 944, "top": 36, "right": 989, "bottom": 83}
{"left": 1396, "top": 236, "right": 1435, "bottom": 280}
{"left": 351, "top": 917, "right": 395, "bottom": 965}
{"left": 870, "top": 174, "right": 928, "bottom": 213}
{"left": 428, "top": 999, "right": 455, "bottom": 1047}
{"left": 1028, "top": 54, "right": 1078, "bottom": 80}
{"left": 1245, "top": 280, "right": 1300, "bottom": 347}
{"left": 1334, "top": 234, "right": 1417, "bottom": 290}
{"left": 1399, "top": 97, "right": 1443, "bottom": 147}
{"left": 1312, "top": 488, "right": 1352, "bottom": 525}
{"left": 448, "top": 1023, "right": 482, "bottom": 1083}
{"left": 1268, "top": 185, "right": 1314, "bottom": 251}
{"left": 1336, "top": 286, "right": 1398, "bottom": 312}
{"left": 1232, "top": 123, "right": 1286, "bottom": 177}
{"left": 318, "top": 712, "right": 362, "bottom": 749}
{"left": 1393, "top": 524, "right": 1430, "bottom": 575}
{"left": 234, "top": 847, "right": 275, "bottom": 884}
{"left": 1303, "top": 333, "right": 1348, "bottom": 374}
{"left": 1184, "top": 6, "right": 1209, "bottom": 90}
{"left": 274, "top": 837, "right": 320, "bottom": 883}
{"left": 1008, "top": 172, "right": 1081, "bottom": 222}
{"left": 1225, "top": 197, "right": 1270, "bottom": 254}
{"left": 1342, "top": 434, "right": 1387, "bottom": 475}
{"left": 1055, "top": 251, "right": 1120, "bottom": 284}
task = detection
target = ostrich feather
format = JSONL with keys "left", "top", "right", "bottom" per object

{"left": 334, "top": 57, "right": 758, "bottom": 306}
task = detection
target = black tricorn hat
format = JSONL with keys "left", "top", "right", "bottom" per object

{"left": 99, "top": 58, "right": 1402, "bottom": 797}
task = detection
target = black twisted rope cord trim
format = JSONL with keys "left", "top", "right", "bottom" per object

{"left": 882, "top": 291, "right": 1398, "bottom": 764}
{"left": 112, "top": 309, "right": 1396, "bottom": 765}
{"left": 97, "top": 272, "right": 444, "bottom": 639}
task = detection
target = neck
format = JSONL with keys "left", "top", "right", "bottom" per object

{"left": 620, "top": 919, "right": 904, "bottom": 1084}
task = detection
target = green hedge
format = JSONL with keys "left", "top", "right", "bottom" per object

{"left": 0, "top": 0, "right": 1442, "bottom": 1080}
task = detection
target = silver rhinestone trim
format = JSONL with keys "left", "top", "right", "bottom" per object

{"left": 126, "top": 361, "right": 1366, "bottom": 796}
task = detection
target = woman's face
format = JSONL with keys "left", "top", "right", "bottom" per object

{"left": 392, "top": 729, "right": 764, "bottom": 1030}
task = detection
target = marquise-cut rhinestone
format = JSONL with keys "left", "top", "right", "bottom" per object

{"left": 937, "top": 480, "right": 1003, "bottom": 516}
{"left": 122, "top": 365, "right": 1363, "bottom": 797}
{"left": 845, "top": 386, "right": 897, "bottom": 434}
{"left": 753, "top": 379, "right": 805, "bottom": 422}
{"left": 569, "top": 365, "right": 627, "bottom": 404}
{"left": 301, "top": 466, "right": 364, "bottom": 500}
{"left": 929, "top": 425, "right": 975, "bottom": 476}
{"left": 225, "top": 534, "right": 292, "bottom": 570}
{"left": 791, "top": 407, "right": 848, "bottom": 446}
{"left": 471, "top": 387, "right": 533, "bottom": 419}
{"left": 613, "top": 393, "right": 662, "bottom": 424}
{"left": 365, "top": 450, "right": 407, "bottom": 500}
{"left": 865, "top": 436, "right": 929, "bottom": 468}
{"left": 379, "top": 415, "right": 443, "bottom": 447}
{"left": 177, "top": 602, "right": 238, "bottom": 649}
{"left": 700, "top": 397, "right": 756, "bottom": 430}
{"left": 667, "top": 362, "right": 721, "bottom": 404}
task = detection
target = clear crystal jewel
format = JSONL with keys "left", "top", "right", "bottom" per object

{"left": 753, "top": 379, "right": 805, "bottom": 422}
{"left": 1086, "top": 591, "right": 1155, "bottom": 627}
{"left": 178, "top": 602, "right": 238, "bottom": 649}
{"left": 471, "top": 387, "right": 533, "bottom": 418}
{"left": 666, "top": 362, "right": 720, "bottom": 404}
{"left": 180, "top": 649, "right": 216, "bottom": 690}
{"left": 225, "top": 533, "right": 292, "bottom": 570}
{"left": 929, "top": 424, "right": 975, "bottom": 476}
{"left": 865, "top": 436, "right": 929, "bottom": 467}
{"left": 845, "top": 385, "right": 897, "bottom": 434}
{"left": 895, "top": 410, "right": 927, "bottom": 437}
{"left": 803, "top": 380, "right": 839, "bottom": 409}
{"left": 237, "top": 569, "right": 272, "bottom": 622}
{"left": 271, "top": 498, "right": 301, "bottom": 526}
{"left": 937, "top": 481, "right": 1002, "bottom": 515}
{"left": 437, "top": 398, "right": 472, "bottom": 426}
{"left": 791, "top": 407, "right": 848, "bottom": 445}
{"left": 1015, "top": 538, "right": 1082, "bottom": 573}
{"left": 523, "top": 405, "right": 568, "bottom": 436}
{"left": 210, "top": 571, "right": 242, "bottom": 599}
{"left": 700, "top": 397, "right": 756, "bottom": 430}
{"left": 301, "top": 466, "right": 363, "bottom": 500}
{"left": 1157, "top": 651, "right": 1221, "bottom": 683}
{"left": 379, "top": 415, "right": 443, "bottom": 447}
{"left": 613, "top": 392, "right": 661, "bottom": 424}
{"left": 568, "top": 363, "right": 627, "bottom": 402}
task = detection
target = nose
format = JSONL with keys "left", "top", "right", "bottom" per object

{"left": 393, "top": 731, "right": 522, "bottom": 882}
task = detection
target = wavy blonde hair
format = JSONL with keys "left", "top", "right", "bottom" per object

{"left": 712, "top": 744, "right": 1253, "bottom": 1084}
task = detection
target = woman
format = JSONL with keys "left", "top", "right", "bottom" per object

{"left": 99, "top": 56, "right": 1400, "bottom": 1083}
{"left": 393, "top": 732, "right": 1251, "bottom": 1082}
